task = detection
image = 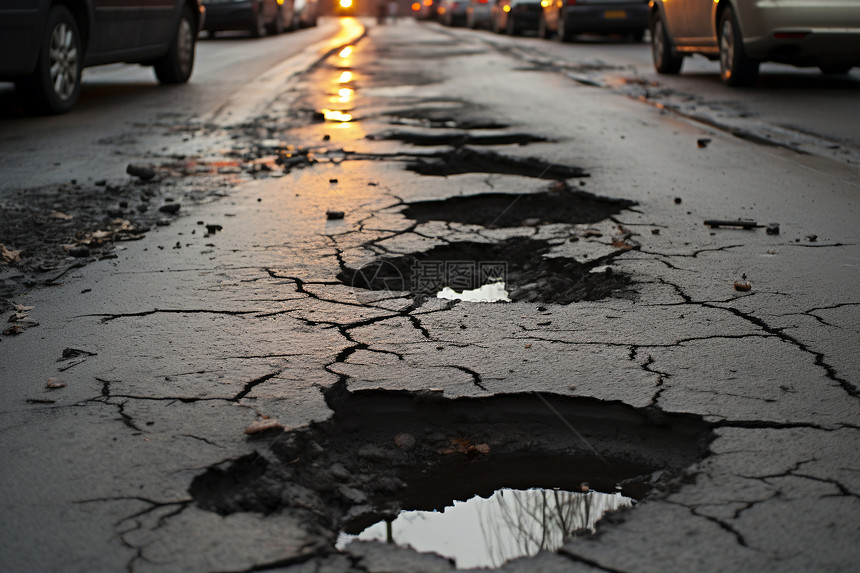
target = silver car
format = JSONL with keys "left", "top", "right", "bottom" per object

{"left": 650, "top": 0, "right": 860, "bottom": 86}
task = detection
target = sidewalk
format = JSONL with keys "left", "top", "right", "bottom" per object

{"left": 2, "top": 18, "right": 859, "bottom": 572}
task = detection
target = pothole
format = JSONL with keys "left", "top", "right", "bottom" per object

{"left": 337, "top": 487, "right": 634, "bottom": 569}
{"left": 338, "top": 237, "right": 633, "bottom": 304}
{"left": 189, "top": 386, "right": 713, "bottom": 567}
{"left": 406, "top": 148, "right": 586, "bottom": 179}
{"left": 367, "top": 131, "right": 547, "bottom": 147}
{"left": 402, "top": 187, "right": 635, "bottom": 227}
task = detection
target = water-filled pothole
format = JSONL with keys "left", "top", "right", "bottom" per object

{"left": 406, "top": 147, "right": 586, "bottom": 180}
{"left": 338, "top": 237, "right": 632, "bottom": 304}
{"left": 402, "top": 188, "right": 635, "bottom": 228}
{"left": 189, "top": 386, "right": 713, "bottom": 565}
{"left": 337, "top": 487, "right": 634, "bottom": 569}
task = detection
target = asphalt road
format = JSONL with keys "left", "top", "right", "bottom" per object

{"left": 1, "top": 16, "right": 859, "bottom": 573}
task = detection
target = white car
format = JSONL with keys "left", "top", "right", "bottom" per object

{"left": 649, "top": 0, "right": 860, "bottom": 86}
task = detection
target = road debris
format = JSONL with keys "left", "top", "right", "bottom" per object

{"left": 697, "top": 138, "right": 711, "bottom": 148}
{"left": 766, "top": 223, "right": 780, "bottom": 235}
{"left": 734, "top": 280, "right": 752, "bottom": 292}
{"left": 126, "top": 164, "right": 156, "bottom": 181}
{"left": 326, "top": 210, "right": 345, "bottom": 220}
{"left": 1, "top": 244, "right": 21, "bottom": 264}
{"left": 244, "top": 419, "right": 285, "bottom": 435}
{"left": 159, "top": 203, "right": 181, "bottom": 214}
{"left": 45, "top": 378, "right": 66, "bottom": 389}
{"left": 705, "top": 219, "right": 760, "bottom": 229}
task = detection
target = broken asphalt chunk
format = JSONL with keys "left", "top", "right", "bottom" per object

{"left": 158, "top": 203, "right": 181, "bottom": 214}
{"left": 126, "top": 164, "right": 156, "bottom": 181}
{"left": 245, "top": 419, "right": 285, "bottom": 435}
{"left": 326, "top": 210, "right": 345, "bottom": 220}
{"left": 704, "top": 219, "right": 760, "bottom": 230}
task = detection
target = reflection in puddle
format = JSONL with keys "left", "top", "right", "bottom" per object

{"left": 338, "top": 488, "right": 633, "bottom": 568}
{"left": 322, "top": 109, "right": 353, "bottom": 122}
{"left": 437, "top": 282, "right": 510, "bottom": 303}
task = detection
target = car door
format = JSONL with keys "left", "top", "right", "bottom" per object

{"left": 138, "top": 0, "right": 179, "bottom": 48}
{"left": 684, "top": 0, "right": 719, "bottom": 45}
{"left": 657, "top": 0, "right": 692, "bottom": 42}
{"left": 91, "top": 0, "right": 141, "bottom": 54}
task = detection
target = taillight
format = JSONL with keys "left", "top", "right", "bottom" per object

{"left": 567, "top": 0, "right": 577, "bottom": 4}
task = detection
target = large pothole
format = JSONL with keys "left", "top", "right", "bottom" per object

{"left": 338, "top": 237, "right": 633, "bottom": 304}
{"left": 402, "top": 187, "right": 635, "bottom": 228}
{"left": 406, "top": 147, "right": 586, "bottom": 180}
{"left": 189, "top": 385, "right": 713, "bottom": 566}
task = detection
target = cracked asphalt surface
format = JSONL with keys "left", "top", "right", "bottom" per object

{"left": 2, "top": 18, "right": 859, "bottom": 572}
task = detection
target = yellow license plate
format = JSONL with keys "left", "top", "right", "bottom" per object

{"left": 604, "top": 9, "right": 627, "bottom": 19}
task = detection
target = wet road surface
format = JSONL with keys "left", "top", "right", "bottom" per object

{"left": 1, "top": 17, "right": 859, "bottom": 573}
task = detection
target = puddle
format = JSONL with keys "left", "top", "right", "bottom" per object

{"left": 339, "top": 237, "right": 632, "bottom": 304}
{"left": 437, "top": 281, "right": 510, "bottom": 303}
{"left": 406, "top": 147, "right": 585, "bottom": 180}
{"left": 190, "top": 387, "right": 713, "bottom": 565}
{"left": 337, "top": 488, "right": 633, "bottom": 569}
{"left": 402, "top": 188, "right": 635, "bottom": 227}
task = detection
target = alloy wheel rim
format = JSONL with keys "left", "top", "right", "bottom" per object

{"left": 654, "top": 21, "right": 664, "bottom": 65}
{"left": 720, "top": 20, "right": 734, "bottom": 77}
{"left": 49, "top": 22, "right": 78, "bottom": 101}
{"left": 177, "top": 19, "right": 193, "bottom": 75}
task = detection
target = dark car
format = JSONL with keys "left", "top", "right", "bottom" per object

{"left": 491, "top": 0, "right": 542, "bottom": 35}
{"left": 437, "top": 0, "right": 468, "bottom": 26}
{"left": 538, "top": 0, "right": 648, "bottom": 42}
{"left": 0, "top": 0, "right": 204, "bottom": 114}
{"left": 203, "top": 0, "right": 295, "bottom": 37}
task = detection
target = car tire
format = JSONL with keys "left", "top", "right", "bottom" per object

{"left": 269, "top": 8, "right": 285, "bottom": 35}
{"left": 154, "top": 6, "right": 196, "bottom": 84}
{"left": 651, "top": 11, "right": 683, "bottom": 74}
{"left": 537, "top": 15, "right": 549, "bottom": 39}
{"left": 506, "top": 15, "right": 518, "bottom": 36}
{"left": 719, "top": 7, "right": 758, "bottom": 86}
{"left": 22, "top": 5, "right": 82, "bottom": 114}
{"left": 251, "top": 6, "right": 267, "bottom": 37}
{"left": 819, "top": 65, "right": 852, "bottom": 75}
{"left": 556, "top": 13, "right": 572, "bottom": 42}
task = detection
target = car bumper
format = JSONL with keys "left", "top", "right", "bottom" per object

{"left": 737, "top": 3, "right": 860, "bottom": 64}
{"left": 564, "top": 4, "right": 648, "bottom": 33}
{"left": 203, "top": 2, "right": 257, "bottom": 31}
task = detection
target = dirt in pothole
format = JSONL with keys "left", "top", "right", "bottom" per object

{"left": 337, "top": 237, "right": 633, "bottom": 304}
{"left": 401, "top": 187, "right": 635, "bottom": 227}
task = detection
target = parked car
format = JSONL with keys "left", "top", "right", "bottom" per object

{"left": 0, "top": 0, "right": 203, "bottom": 114}
{"left": 203, "top": 0, "right": 294, "bottom": 37}
{"left": 466, "top": 0, "right": 493, "bottom": 29}
{"left": 491, "top": 0, "right": 542, "bottom": 35}
{"left": 538, "top": 0, "right": 648, "bottom": 42}
{"left": 293, "top": 0, "right": 319, "bottom": 27}
{"left": 650, "top": 0, "right": 860, "bottom": 86}
{"left": 438, "top": 0, "right": 469, "bottom": 26}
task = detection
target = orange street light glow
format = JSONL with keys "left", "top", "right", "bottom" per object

{"left": 322, "top": 109, "right": 352, "bottom": 122}
{"left": 423, "top": 0, "right": 433, "bottom": 5}
{"left": 339, "top": 0, "right": 353, "bottom": 8}
{"left": 412, "top": 2, "right": 420, "bottom": 10}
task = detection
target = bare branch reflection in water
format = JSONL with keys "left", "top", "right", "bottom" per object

{"left": 339, "top": 488, "right": 633, "bottom": 568}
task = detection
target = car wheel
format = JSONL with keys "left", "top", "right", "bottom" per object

{"left": 719, "top": 7, "right": 758, "bottom": 86}
{"left": 22, "top": 5, "right": 82, "bottom": 114}
{"left": 506, "top": 15, "right": 518, "bottom": 36}
{"left": 820, "top": 64, "right": 852, "bottom": 75}
{"left": 537, "top": 15, "right": 549, "bottom": 39}
{"left": 154, "top": 6, "right": 196, "bottom": 84}
{"left": 251, "top": 6, "right": 267, "bottom": 37}
{"left": 269, "top": 8, "right": 285, "bottom": 35}
{"left": 556, "top": 13, "right": 572, "bottom": 42}
{"left": 651, "top": 11, "right": 683, "bottom": 74}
